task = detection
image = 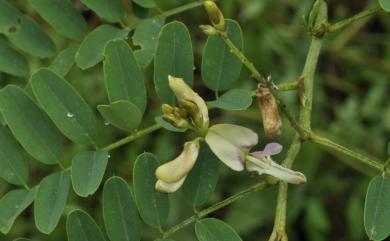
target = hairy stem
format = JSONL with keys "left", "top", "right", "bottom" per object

{"left": 102, "top": 124, "right": 161, "bottom": 152}
{"left": 159, "top": 181, "right": 271, "bottom": 240}
{"left": 328, "top": 5, "right": 382, "bottom": 33}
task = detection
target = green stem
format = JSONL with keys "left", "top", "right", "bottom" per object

{"left": 277, "top": 81, "right": 299, "bottom": 91}
{"left": 270, "top": 2, "right": 326, "bottom": 239}
{"left": 218, "top": 32, "right": 307, "bottom": 138}
{"left": 269, "top": 135, "right": 301, "bottom": 241}
{"left": 102, "top": 124, "right": 161, "bottom": 152}
{"left": 328, "top": 6, "right": 381, "bottom": 33}
{"left": 309, "top": 132, "right": 386, "bottom": 173}
{"left": 159, "top": 181, "right": 271, "bottom": 240}
{"left": 160, "top": 1, "right": 206, "bottom": 18}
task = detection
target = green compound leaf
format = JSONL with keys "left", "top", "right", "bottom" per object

{"left": 0, "top": 39, "right": 29, "bottom": 77}
{"left": 379, "top": 0, "right": 390, "bottom": 12}
{"left": 103, "top": 39, "right": 146, "bottom": 113}
{"left": 49, "top": 45, "right": 78, "bottom": 77}
{"left": 0, "top": 85, "right": 61, "bottom": 165}
{"left": 132, "top": 0, "right": 155, "bottom": 8}
{"left": 195, "top": 218, "right": 243, "bottom": 241}
{"left": 132, "top": 3, "right": 150, "bottom": 19}
{"left": 67, "top": 210, "right": 106, "bottom": 241}
{"left": 364, "top": 176, "right": 390, "bottom": 241}
{"left": 133, "top": 16, "right": 165, "bottom": 69}
{"left": 29, "top": 0, "right": 87, "bottom": 40}
{"left": 182, "top": 144, "right": 220, "bottom": 205}
{"left": 81, "top": 0, "right": 124, "bottom": 23}
{"left": 133, "top": 153, "right": 169, "bottom": 228}
{"left": 207, "top": 89, "right": 253, "bottom": 111}
{"left": 154, "top": 21, "right": 194, "bottom": 104}
{"left": 76, "top": 25, "right": 129, "bottom": 69}
{"left": 71, "top": 151, "right": 109, "bottom": 197}
{"left": 0, "top": 124, "right": 29, "bottom": 186}
{"left": 103, "top": 176, "right": 142, "bottom": 241}
{"left": 97, "top": 100, "right": 142, "bottom": 132}
{"left": 154, "top": 116, "right": 187, "bottom": 132}
{"left": 31, "top": 68, "right": 98, "bottom": 145}
{"left": 0, "top": 188, "right": 35, "bottom": 234}
{"left": 0, "top": 0, "right": 56, "bottom": 58}
{"left": 201, "top": 19, "right": 243, "bottom": 91}
{"left": 34, "top": 171, "right": 70, "bottom": 234}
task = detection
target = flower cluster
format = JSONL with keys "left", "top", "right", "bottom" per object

{"left": 155, "top": 76, "right": 306, "bottom": 193}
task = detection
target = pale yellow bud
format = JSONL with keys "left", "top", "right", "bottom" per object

{"left": 155, "top": 139, "right": 200, "bottom": 183}
{"left": 199, "top": 25, "right": 218, "bottom": 36}
{"left": 204, "top": 1, "right": 225, "bottom": 31}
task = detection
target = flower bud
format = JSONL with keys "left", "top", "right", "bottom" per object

{"left": 162, "top": 114, "right": 189, "bottom": 129}
{"left": 168, "top": 75, "right": 209, "bottom": 130}
{"left": 204, "top": 1, "right": 225, "bottom": 31}
{"left": 162, "top": 104, "right": 174, "bottom": 115}
{"left": 257, "top": 86, "right": 282, "bottom": 138}
{"left": 199, "top": 25, "right": 218, "bottom": 36}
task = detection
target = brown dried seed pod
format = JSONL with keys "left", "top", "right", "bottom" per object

{"left": 257, "top": 85, "right": 282, "bottom": 138}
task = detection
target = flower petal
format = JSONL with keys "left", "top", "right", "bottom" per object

{"left": 251, "top": 143, "right": 283, "bottom": 158}
{"left": 168, "top": 75, "right": 209, "bottom": 126}
{"left": 155, "top": 139, "right": 200, "bottom": 183}
{"left": 246, "top": 155, "right": 306, "bottom": 184}
{"left": 205, "top": 127, "right": 245, "bottom": 171}
{"left": 155, "top": 176, "right": 186, "bottom": 193}
{"left": 207, "top": 124, "right": 258, "bottom": 150}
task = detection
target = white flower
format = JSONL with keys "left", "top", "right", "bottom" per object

{"left": 155, "top": 139, "right": 200, "bottom": 193}
{"left": 205, "top": 124, "right": 258, "bottom": 171}
{"left": 205, "top": 124, "right": 306, "bottom": 184}
{"left": 168, "top": 75, "right": 209, "bottom": 129}
{"left": 246, "top": 143, "right": 306, "bottom": 184}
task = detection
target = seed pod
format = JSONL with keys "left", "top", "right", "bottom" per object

{"left": 204, "top": 1, "right": 225, "bottom": 31}
{"left": 257, "top": 85, "right": 282, "bottom": 138}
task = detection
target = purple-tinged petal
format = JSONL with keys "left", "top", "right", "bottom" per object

{"left": 250, "top": 143, "right": 283, "bottom": 158}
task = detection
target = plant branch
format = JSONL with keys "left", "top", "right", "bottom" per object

{"left": 102, "top": 124, "right": 161, "bottom": 152}
{"left": 309, "top": 132, "right": 387, "bottom": 174}
{"left": 159, "top": 181, "right": 271, "bottom": 240}
{"left": 217, "top": 31, "right": 308, "bottom": 138}
{"left": 160, "top": 1, "right": 207, "bottom": 18}
{"left": 277, "top": 81, "right": 299, "bottom": 91}
{"left": 327, "top": 5, "right": 381, "bottom": 33}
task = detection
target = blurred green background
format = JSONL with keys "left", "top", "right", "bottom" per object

{"left": 1, "top": 0, "right": 389, "bottom": 240}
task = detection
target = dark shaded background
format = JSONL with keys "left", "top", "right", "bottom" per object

{"left": 0, "top": 0, "right": 389, "bottom": 240}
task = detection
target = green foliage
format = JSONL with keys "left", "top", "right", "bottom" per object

{"left": 133, "top": 17, "right": 165, "bottom": 69}
{"left": 31, "top": 69, "right": 98, "bottom": 145}
{"left": 66, "top": 210, "right": 106, "bottom": 241}
{"left": 102, "top": 177, "right": 142, "bottom": 241}
{"left": 49, "top": 45, "right": 78, "bottom": 77}
{"left": 182, "top": 144, "right": 220, "bottom": 205}
{"left": 0, "top": 189, "right": 35, "bottom": 234}
{"left": 97, "top": 101, "right": 142, "bottom": 132}
{"left": 80, "top": 0, "right": 124, "bottom": 23}
{"left": 29, "top": 0, "right": 87, "bottom": 40}
{"left": 207, "top": 89, "right": 253, "bottom": 110}
{"left": 0, "top": 85, "right": 61, "bottom": 165}
{"left": 34, "top": 171, "right": 70, "bottom": 234}
{"left": 0, "top": 1, "right": 389, "bottom": 241}
{"left": 154, "top": 21, "right": 194, "bottom": 104}
{"left": 76, "top": 25, "right": 129, "bottom": 69}
{"left": 379, "top": 0, "right": 390, "bottom": 12}
{"left": 364, "top": 176, "right": 390, "bottom": 241}
{"left": 0, "top": 39, "right": 28, "bottom": 77}
{"left": 71, "top": 151, "right": 109, "bottom": 197}
{"left": 133, "top": 153, "right": 169, "bottom": 228}
{"left": 195, "top": 218, "right": 243, "bottom": 241}
{"left": 103, "top": 39, "right": 147, "bottom": 113}
{"left": 0, "top": 124, "right": 29, "bottom": 186}
{"left": 201, "top": 19, "right": 243, "bottom": 91}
